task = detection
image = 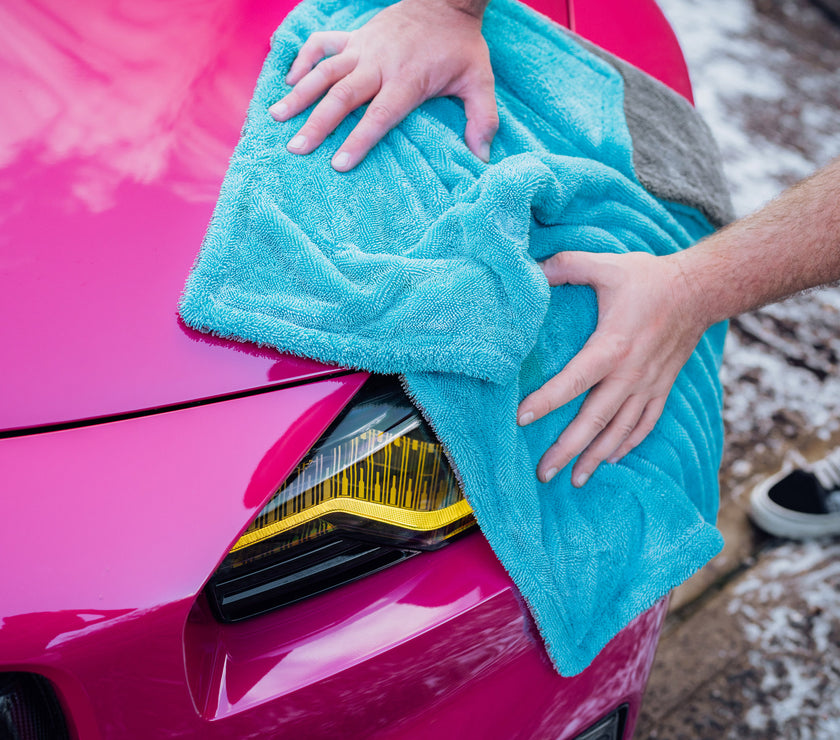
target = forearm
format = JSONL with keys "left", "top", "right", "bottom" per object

{"left": 673, "top": 156, "right": 840, "bottom": 328}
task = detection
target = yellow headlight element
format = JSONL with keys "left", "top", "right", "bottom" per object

{"left": 232, "top": 424, "right": 472, "bottom": 552}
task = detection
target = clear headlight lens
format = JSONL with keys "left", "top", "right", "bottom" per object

{"left": 206, "top": 376, "right": 476, "bottom": 622}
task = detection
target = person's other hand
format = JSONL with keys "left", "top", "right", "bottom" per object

{"left": 269, "top": 0, "right": 498, "bottom": 171}
{"left": 516, "top": 250, "right": 710, "bottom": 487}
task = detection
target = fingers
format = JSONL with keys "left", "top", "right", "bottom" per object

{"left": 532, "top": 385, "right": 669, "bottom": 487}
{"left": 270, "top": 52, "right": 360, "bottom": 127}
{"left": 517, "top": 334, "right": 620, "bottom": 426}
{"left": 607, "top": 396, "right": 666, "bottom": 462}
{"left": 461, "top": 72, "right": 499, "bottom": 163}
{"left": 271, "top": 0, "right": 498, "bottom": 170}
{"left": 286, "top": 68, "right": 388, "bottom": 161}
{"left": 273, "top": 52, "right": 424, "bottom": 171}
{"left": 532, "top": 380, "right": 629, "bottom": 484}
{"left": 285, "top": 31, "right": 351, "bottom": 86}
{"left": 518, "top": 250, "right": 698, "bottom": 486}
{"left": 276, "top": 63, "right": 498, "bottom": 170}
{"left": 568, "top": 395, "right": 647, "bottom": 484}
{"left": 329, "top": 83, "right": 426, "bottom": 171}
{"left": 569, "top": 395, "right": 667, "bottom": 487}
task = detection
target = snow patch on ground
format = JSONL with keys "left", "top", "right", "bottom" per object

{"left": 727, "top": 540, "right": 840, "bottom": 738}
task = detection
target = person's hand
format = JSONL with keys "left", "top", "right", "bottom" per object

{"left": 517, "top": 250, "right": 711, "bottom": 487}
{"left": 269, "top": 0, "right": 498, "bottom": 171}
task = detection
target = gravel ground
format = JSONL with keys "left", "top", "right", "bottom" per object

{"left": 638, "top": 539, "right": 840, "bottom": 739}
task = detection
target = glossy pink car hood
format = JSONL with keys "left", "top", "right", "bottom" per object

{"left": 0, "top": 0, "right": 687, "bottom": 433}
{"left": 0, "top": 0, "right": 338, "bottom": 433}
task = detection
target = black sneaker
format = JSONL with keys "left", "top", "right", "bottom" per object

{"left": 749, "top": 449, "right": 840, "bottom": 539}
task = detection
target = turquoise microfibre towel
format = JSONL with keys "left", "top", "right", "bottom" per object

{"left": 180, "top": 0, "right": 727, "bottom": 675}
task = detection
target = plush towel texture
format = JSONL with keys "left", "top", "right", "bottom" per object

{"left": 181, "top": 0, "right": 729, "bottom": 675}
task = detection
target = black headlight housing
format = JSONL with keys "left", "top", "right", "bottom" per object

{"left": 205, "top": 375, "right": 476, "bottom": 622}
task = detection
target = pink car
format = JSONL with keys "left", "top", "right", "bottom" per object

{"left": 0, "top": 0, "right": 693, "bottom": 737}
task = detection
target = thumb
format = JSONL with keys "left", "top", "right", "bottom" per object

{"left": 461, "top": 73, "right": 499, "bottom": 163}
{"left": 539, "top": 251, "right": 610, "bottom": 287}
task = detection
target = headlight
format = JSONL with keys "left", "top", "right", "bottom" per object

{"left": 205, "top": 376, "right": 476, "bottom": 622}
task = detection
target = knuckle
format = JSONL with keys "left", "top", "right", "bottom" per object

{"left": 617, "top": 422, "right": 636, "bottom": 440}
{"left": 570, "top": 370, "right": 590, "bottom": 398}
{"left": 299, "top": 35, "right": 326, "bottom": 62}
{"left": 301, "top": 33, "right": 322, "bottom": 52}
{"left": 545, "top": 251, "right": 568, "bottom": 271}
{"left": 470, "top": 67, "right": 496, "bottom": 90}
{"left": 366, "top": 101, "right": 396, "bottom": 125}
{"left": 327, "top": 79, "right": 359, "bottom": 105}
{"left": 402, "top": 72, "right": 429, "bottom": 98}
{"left": 314, "top": 56, "right": 345, "bottom": 83}
{"left": 480, "top": 111, "right": 500, "bottom": 134}
{"left": 296, "top": 36, "right": 317, "bottom": 56}
{"left": 628, "top": 366, "right": 648, "bottom": 385}
{"left": 607, "top": 334, "right": 632, "bottom": 363}
{"left": 590, "top": 413, "right": 611, "bottom": 433}
{"left": 314, "top": 56, "right": 335, "bottom": 77}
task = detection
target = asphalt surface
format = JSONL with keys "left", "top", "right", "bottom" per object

{"left": 634, "top": 0, "right": 840, "bottom": 737}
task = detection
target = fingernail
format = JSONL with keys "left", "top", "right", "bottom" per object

{"left": 573, "top": 471, "right": 589, "bottom": 487}
{"left": 518, "top": 411, "right": 534, "bottom": 426}
{"left": 269, "top": 101, "right": 288, "bottom": 120}
{"left": 606, "top": 455, "right": 619, "bottom": 464}
{"left": 479, "top": 140, "right": 491, "bottom": 163}
{"left": 287, "top": 134, "right": 307, "bottom": 152}
{"left": 541, "top": 467, "right": 558, "bottom": 483}
{"left": 332, "top": 151, "right": 351, "bottom": 171}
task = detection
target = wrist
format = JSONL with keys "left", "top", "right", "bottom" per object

{"left": 664, "top": 250, "right": 721, "bottom": 337}
{"left": 448, "top": 0, "right": 490, "bottom": 18}
{"left": 410, "top": 0, "right": 489, "bottom": 20}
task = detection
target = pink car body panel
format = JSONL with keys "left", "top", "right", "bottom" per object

{"left": 2, "top": 379, "right": 667, "bottom": 739}
{"left": 1, "top": 0, "right": 693, "bottom": 737}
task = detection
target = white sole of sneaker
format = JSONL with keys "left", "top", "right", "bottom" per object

{"left": 749, "top": 466, "right": 840, "bottom": 540}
